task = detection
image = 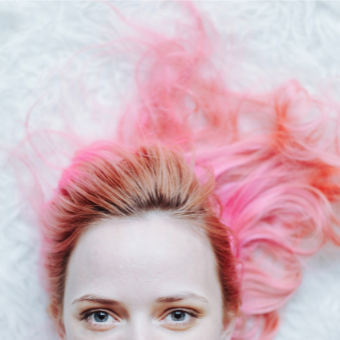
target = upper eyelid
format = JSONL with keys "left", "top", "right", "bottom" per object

{"left": 82, "top": 307, "right": 198, "bottom": 316}
{"left": 163, "top": 307, "right": 200, "bottom": 315}
{"left": 167, "top": 308, "right": 196, "bottom": 314}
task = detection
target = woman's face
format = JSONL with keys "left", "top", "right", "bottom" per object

{"left": 61, "top": 212, "right": 235, "bottom": 340}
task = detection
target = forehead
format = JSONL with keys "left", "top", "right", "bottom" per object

{"left": 64, "top": 212, "right": 222, "bottom": 303}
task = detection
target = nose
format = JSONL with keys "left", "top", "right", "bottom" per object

{"left": 125, "top": 317, "right": 157, "bottom": 340}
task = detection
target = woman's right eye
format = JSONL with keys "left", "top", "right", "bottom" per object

{"left": 84, "top": 311, "right": 117, "bottom": 330}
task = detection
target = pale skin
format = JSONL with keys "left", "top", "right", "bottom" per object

{"left": 59, "top": 212, "right": 235, "bottom": 339}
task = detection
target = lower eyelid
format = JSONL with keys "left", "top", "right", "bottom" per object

{"left": 82, "top": 314, "right": 119, "bottom": 332}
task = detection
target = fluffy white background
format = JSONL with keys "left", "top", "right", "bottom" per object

{"left": 1, "top": 1, "right": 340, "bottom": 339}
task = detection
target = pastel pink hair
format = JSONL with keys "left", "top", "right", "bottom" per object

{"left": 38, "top": 3, "right": 340, "bottom": 340}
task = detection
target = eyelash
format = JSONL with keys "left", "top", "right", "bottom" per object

{"left": 81, "top": 308, "right": 199, "bottom": 326}
{"left": 81, "top": 310, "right": 117, "bottom": 324}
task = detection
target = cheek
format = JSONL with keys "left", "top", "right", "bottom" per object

{"left": 62, "top": 323, "right": 226, "bottom": 340}
{"left": 188, "top": 322, "right": 225, "bottom": 340}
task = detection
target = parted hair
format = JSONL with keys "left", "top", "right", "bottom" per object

{"left": 42, "top": 143, "right": 240, "bottom": 321}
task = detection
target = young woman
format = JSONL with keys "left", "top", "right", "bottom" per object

{"left": 9, "top": 2, "right": 340, "bottom": 340}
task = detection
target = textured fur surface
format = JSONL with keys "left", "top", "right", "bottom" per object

{"left": 1, "top": 2, "right": 340, "bottom": 340}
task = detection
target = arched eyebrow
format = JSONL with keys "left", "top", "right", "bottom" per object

{"left": 72, "top": 292, "right": 209, "bottom": 305}
{"left": 72, "top": 295, "right": 119, "bottom": 306}
{"left": 156, "top": 293, "right": 209, "bottom": 304}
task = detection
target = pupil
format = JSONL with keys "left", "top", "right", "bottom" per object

{"left": 94, "top": 312, "right": 108, "bottom": 322}
{"left": 172, "top": 311, "right": 185, "bottom": 321}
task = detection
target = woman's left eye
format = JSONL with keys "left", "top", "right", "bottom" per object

{"left": 163, "top": 310, "right": 195, "bottom": 325}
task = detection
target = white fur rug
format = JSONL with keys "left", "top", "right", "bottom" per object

{"left": 1, "top": 1, "right": 340, "bottom": 339}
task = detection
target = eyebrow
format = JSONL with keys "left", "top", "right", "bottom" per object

{"left": 72, "top": 295, "right": 119, "bottom": 306}
{"left": 156, "top": 293, "right": 209, "bottom": 304}
{"left": 72, "top": 292, "right": 209, "bottom": 305}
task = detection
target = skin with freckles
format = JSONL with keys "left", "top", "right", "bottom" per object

{"left": 60, "top": 212, "right": 235, "bottom": 339}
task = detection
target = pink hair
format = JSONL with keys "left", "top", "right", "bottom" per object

{"left": 36, "top": 2, "right": 340, "bottom": 340}
{"left": 43, "top": 144, "right": 240, "bottom": 323}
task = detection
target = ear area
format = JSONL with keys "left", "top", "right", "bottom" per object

{"left": 56, "top": 316, "right": 66, "bottom": 340}
{"left": 221, "top": 315, "right": 237, "bottom": 340}
{"left": 47, "top": 303, "right": 66, "bottom": 339}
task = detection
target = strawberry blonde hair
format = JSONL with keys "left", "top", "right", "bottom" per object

{"left": 34, "top": 3, "right": 340, "bottom": 340}
{"left": 43, "top": 143, "right": 240, "bottom": 321}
